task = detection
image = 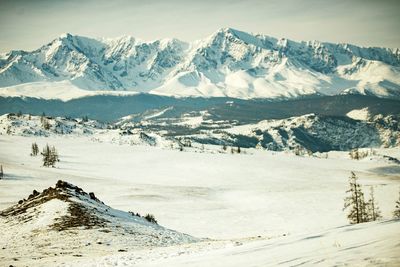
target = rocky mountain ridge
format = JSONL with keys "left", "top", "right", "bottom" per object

{"left": 1, "top": 28, "right": 399, "bottom": 99}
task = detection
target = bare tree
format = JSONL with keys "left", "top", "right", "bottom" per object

{"left": 343, "top": 172, "right": 368, "bottom": 224}
{"left": 0, "top": 165, "right": 3, "bottom": 179}
{"left": 366, "top": 187, "right": 382, "bottom": 221}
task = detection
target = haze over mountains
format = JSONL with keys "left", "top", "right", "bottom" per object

{"left": 1, "top": 28, "right": 399, "bottom": 100}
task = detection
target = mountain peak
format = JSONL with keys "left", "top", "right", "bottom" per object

{"left": 59, "top": 32, "right": 73, "bottom": 39}
{"left": 208, "top": 27, "right": 267, "bottom": 48}
{"left": 213, "top": 27, "right": 252, "bottom": 38}
{"left": 216, "top": 27, "right": 241, "bottom": 34}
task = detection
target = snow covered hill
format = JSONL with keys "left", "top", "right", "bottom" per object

{"left": 0, "top": 180, "right": 198, "bottom": 266}
{"left": 1, "top": 111, "right": 399, "bottom": 153}
{"left": 1, "top": 28, "right": 399, "bottom": 99}
{"left": 221, "top": 113, "right": 400, "bottom": 151}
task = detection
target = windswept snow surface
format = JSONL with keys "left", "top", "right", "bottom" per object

{"left": 0, "top": 134, "right": 399, "bottom": 266}
{"left": 83, "top": 220, "right": 399, "bottom": 267}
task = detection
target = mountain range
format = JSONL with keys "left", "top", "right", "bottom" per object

{"left": 1, "top": 28, "right": 400, "bottom": 99}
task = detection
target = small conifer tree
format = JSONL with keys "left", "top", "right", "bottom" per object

{"left": 42, "top": 144, "right": 58, "bottom": 167}
{"left": 343, "top": 172, "right": 368, "bottom": 224}
{"left": 31, "top": 143, "right": 39, "bottom": 156}
{"left": 366, "top": 187, "right": 382, "bottom": 221}
{"left": 393, "top": 190, "right": 400, "bottom": 219}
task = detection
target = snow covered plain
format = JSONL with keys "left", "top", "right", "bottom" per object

{"left": 0, "top": 133, "right": 399, "bottom": 266}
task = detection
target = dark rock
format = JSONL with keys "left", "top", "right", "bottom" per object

{"left": 89, "top": 192, "right": 96, "bottom": 200}
{"left": 32, "top": 190, "right": 39, "bottom": 197}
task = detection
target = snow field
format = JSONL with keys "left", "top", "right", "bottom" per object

{"left": 0, "top": 135, "right": 399, "bottom": 266}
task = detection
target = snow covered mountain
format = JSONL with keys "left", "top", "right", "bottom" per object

{"left": 1, "top": 28, "right": 400, "bottom": 99}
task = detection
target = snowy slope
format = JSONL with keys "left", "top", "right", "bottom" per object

{"left": 1, "top": 28, "right": 399, "bottom": 99}
{"left": 0, "top": 180, "right": 198, "bottom": 266}
{"left": 0, "top": 80, "right": 138, "bottom": 101}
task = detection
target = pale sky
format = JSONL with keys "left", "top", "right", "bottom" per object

{"left": 0, "top": 0, "right": 399, "bottom": 53}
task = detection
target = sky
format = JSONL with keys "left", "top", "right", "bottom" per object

{"left": 0, "top": 0, "right": 399, "bottom": 53}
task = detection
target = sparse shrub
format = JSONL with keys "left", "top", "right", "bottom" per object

{"left": 129, "top": 211, "right": 141, "bottom": 217}
{"left": 349, "top": 148, "right": 359, "bottom": 160}
{"left": 144, "top": 214, "right": 157, "bottom": 224}
{"left": 349, "top": 148, "right": 370, "bottom": 160}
